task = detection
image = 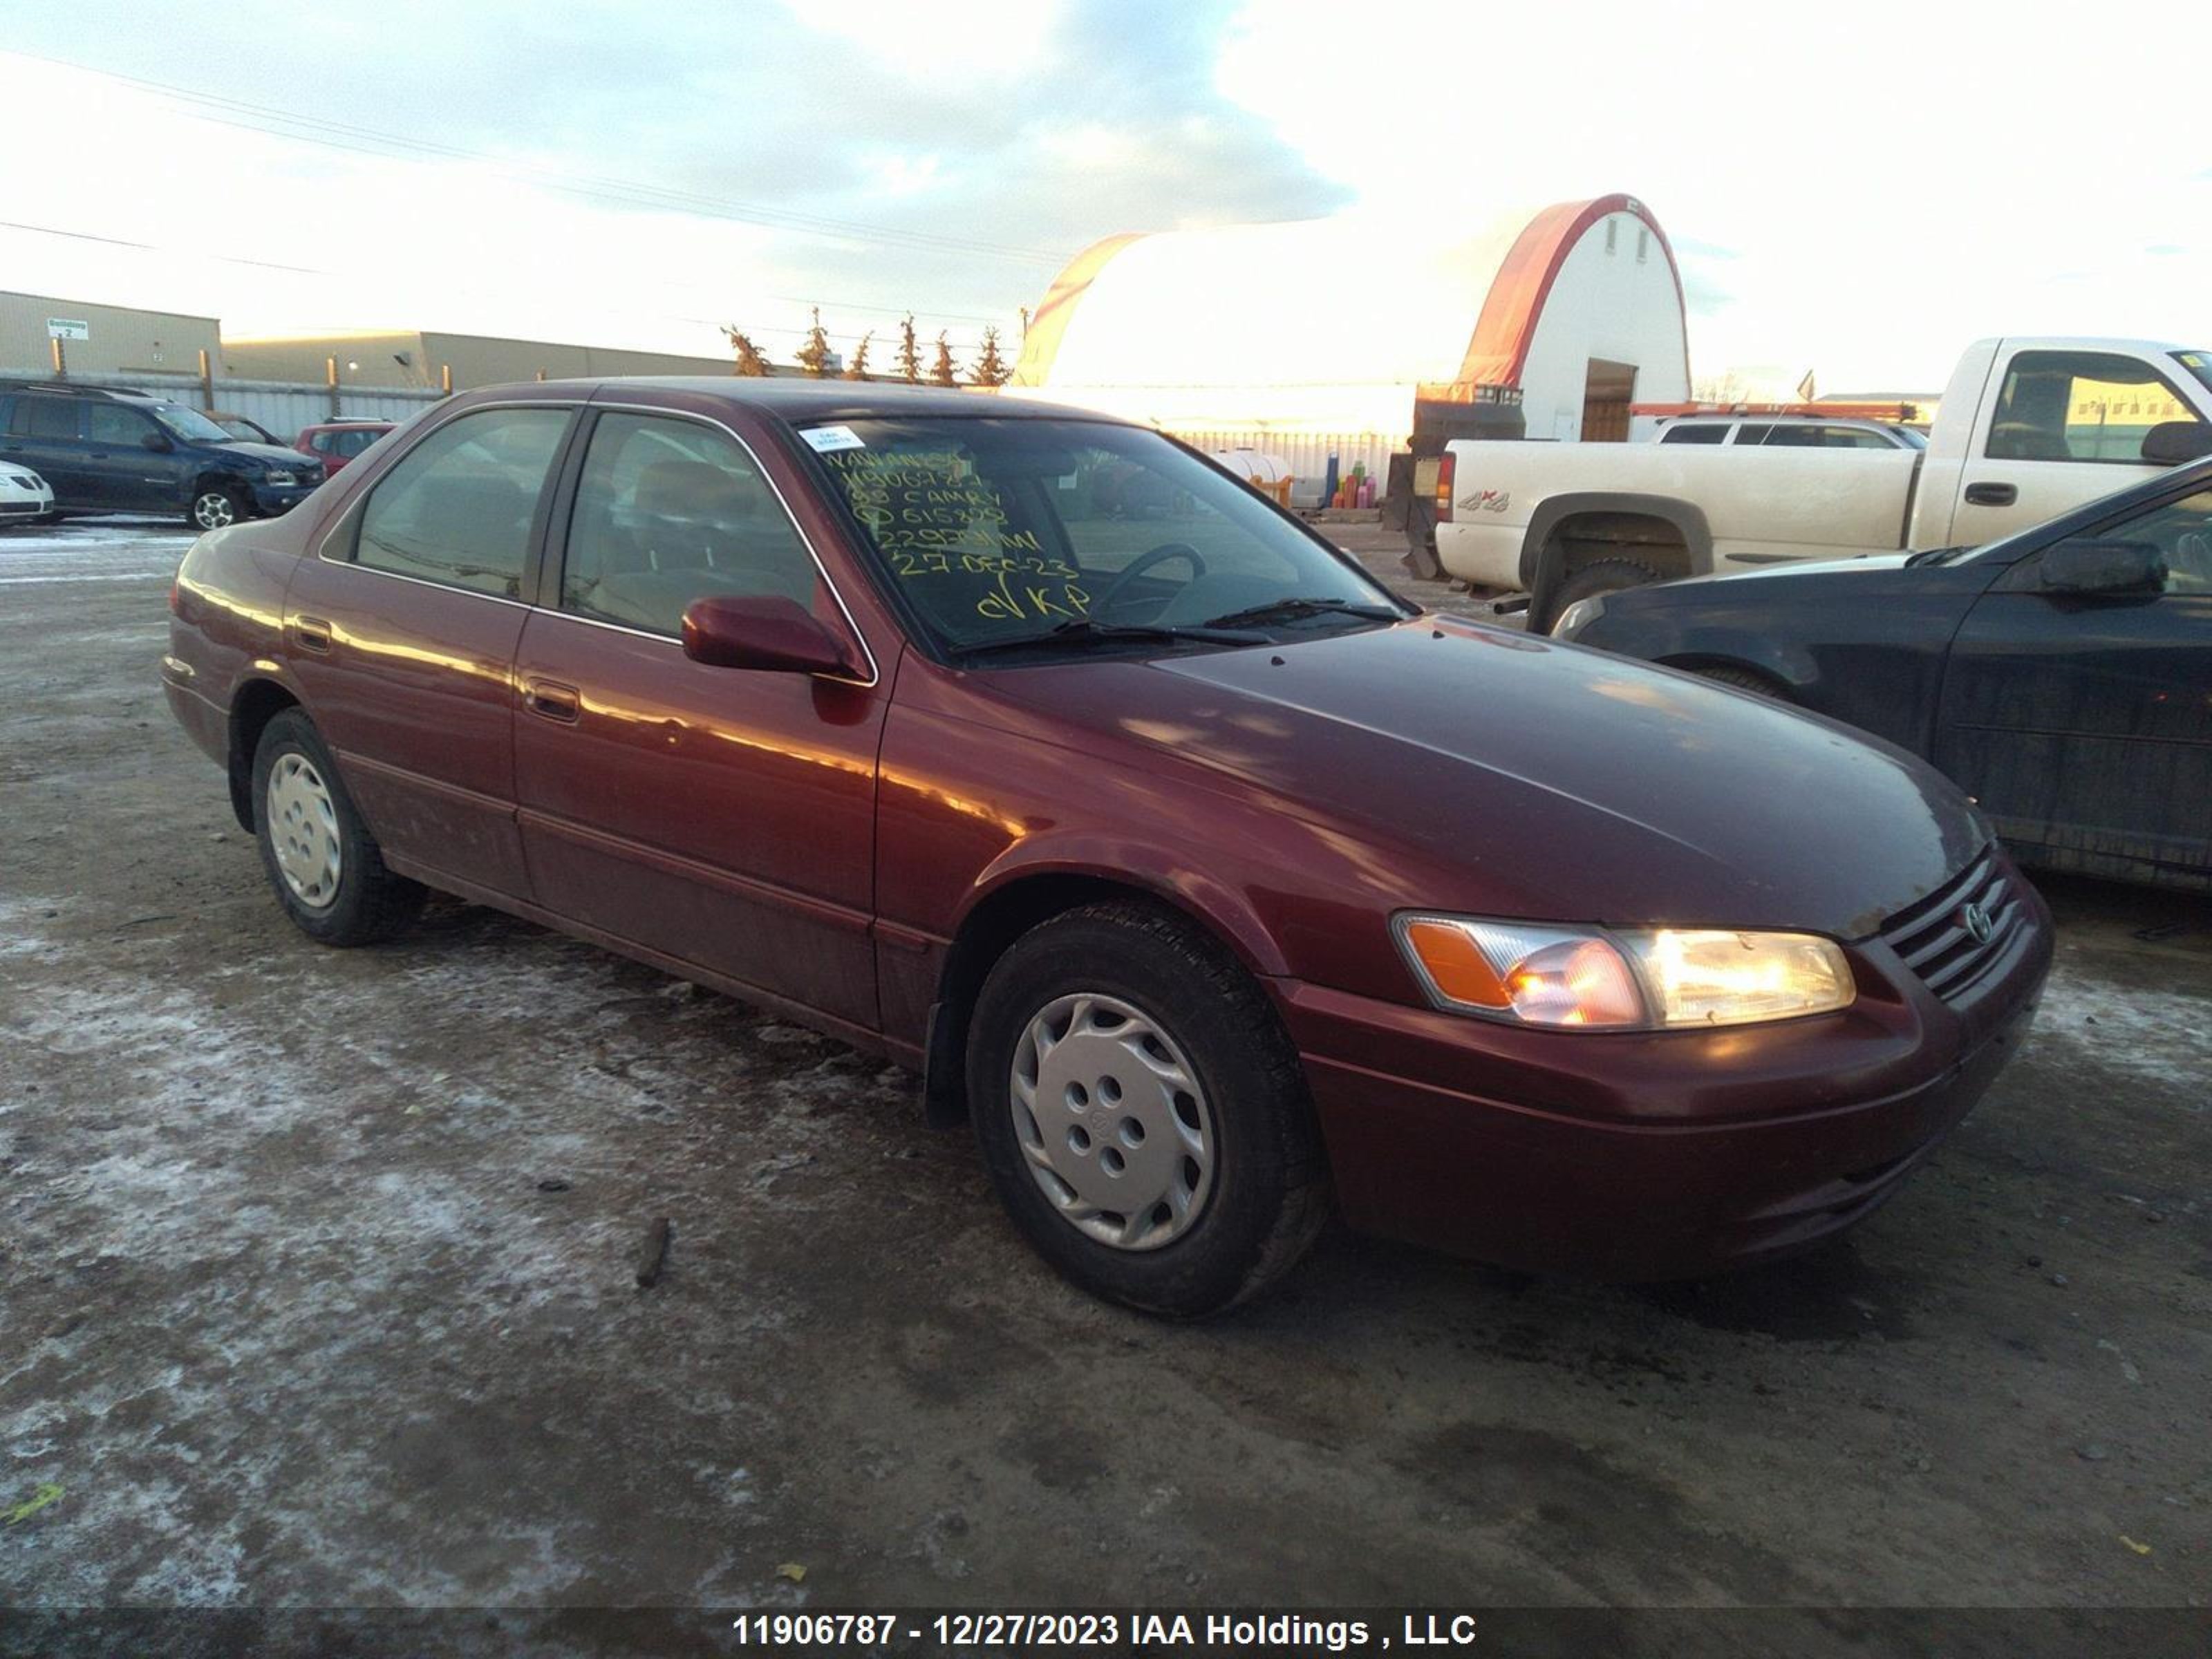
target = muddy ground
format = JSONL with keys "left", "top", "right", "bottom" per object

{"left": 1, "top": 518, "right": 2206, "bottom": 1651}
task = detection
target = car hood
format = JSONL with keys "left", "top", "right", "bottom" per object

{"left": 979, "top": 618, "right": 1986, "bottom": 939}
{"left": 1694, "top": 552, "right": 1918, "bottom": 584}
{"left": 216, "top": 441, "right": 317, "bottom": 469}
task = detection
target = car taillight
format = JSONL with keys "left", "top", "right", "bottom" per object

{"left": 169, "top": 577, "right": 182, "bottom": 616}
{"left": 1434, "top": 452, "right": 1455, "bottom": 523}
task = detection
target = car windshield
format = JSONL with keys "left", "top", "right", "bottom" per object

{"left": 1891, "top": 426, "right": 1929, "bottom": 449}
{"left": 2176, "top": 350, "right": 2212, "bottom": 398}
{"left": 149, "top": 404, "right": 236, "bottom": 443}
{"left": 800, "top": 415, "right": 1404, "bottom": 656}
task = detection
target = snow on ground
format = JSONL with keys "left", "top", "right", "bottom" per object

{"left": 0, "top": 518, "right": 196, "bottom": 585}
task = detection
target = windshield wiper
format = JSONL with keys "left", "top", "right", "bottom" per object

{"left": 1197, "top": 596, "right": 1405, "bottom": 630}
{"left": 955, "top": 618, "right": 1259, "bottom": 659}
{"left": 1904, "top": 544, "right": 1974, "bottom": 568}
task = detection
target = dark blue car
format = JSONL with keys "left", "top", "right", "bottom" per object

{"left": 1557, "top": 457, "right": 2212, "bottom": 892}
{"left": 0, "top": 380, "right": 320, "bottom": 530}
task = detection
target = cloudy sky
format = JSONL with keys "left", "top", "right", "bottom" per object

{"left": 2, "top": 0, "right": 2206, "bottom": 389}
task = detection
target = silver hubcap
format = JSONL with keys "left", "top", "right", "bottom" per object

{"left": 194, "top": 492, "right": 236, "bottom": 529}
{"left": 266, "top": 753, "right": 342, "bottom": 908}
{"left": 1010, "top": 992, "right": 1215, "bottom": 1252}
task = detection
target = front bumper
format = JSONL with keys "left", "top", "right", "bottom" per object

{"left": 1277, "top": 866, "right": 2053, "bottom": 1280}
{"left": 247, "top": 480, "right": 317, "bottom": 516}
{"left": 0, "top": 494, "right": 53, "bottom": 520}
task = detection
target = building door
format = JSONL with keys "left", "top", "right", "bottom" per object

{"left": 1581, "top": 359, "right": 1638, "bottom": 443}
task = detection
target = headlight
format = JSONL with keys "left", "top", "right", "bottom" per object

{"left": 1395, "top": 915, "right": 1854, "bottom": 1029}
{"left": 1553, "top": 596, "right": 1606, "bottom": 639}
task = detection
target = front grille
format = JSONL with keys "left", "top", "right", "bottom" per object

{"left": 1880, "top": 849, "right": 2023, "bottom": 1001}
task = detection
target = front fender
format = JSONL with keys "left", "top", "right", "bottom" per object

{"left": 963, "top": 830, "right": 1290, "bottom": 979}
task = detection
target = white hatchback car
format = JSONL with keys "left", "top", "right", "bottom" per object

{"left": 1, "top": 463, "right": 55, "bottom": 525}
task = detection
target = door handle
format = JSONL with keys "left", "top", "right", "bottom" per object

{"left": 1964, "top": 482, "right": 2018, "bottom": 507}
{"left": 523, "top": 677, "right": 581, "bottom": 723}
{"left": 290, "top": 615, "right": 333, "bottom": 654}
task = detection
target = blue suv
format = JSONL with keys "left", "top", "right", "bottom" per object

{"left": 0, "top": 381, "right": 320, "bottom": 530}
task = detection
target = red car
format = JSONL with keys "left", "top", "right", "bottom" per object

{"left": 292, "top": 420, "right": 395, "bottom": 478}
{"left": 164, "top": 379, "right": 2052, "bottom": 1315}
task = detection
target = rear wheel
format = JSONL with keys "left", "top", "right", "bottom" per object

{"left": 250, "top": 709, "right": 425, "bottom": 946}
{"left": 1539, "top": 557, "right": 1660, "bottom": 632}
{"left": 966, "top": 902, "right": 1329, "bottom": 1317}
{"left": 189, "top": 486, "right": 245, "bottom": 531}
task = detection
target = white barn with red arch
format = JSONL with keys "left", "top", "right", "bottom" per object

{"left": 1009, "top": 194, "right": 1691, "bottom": 498}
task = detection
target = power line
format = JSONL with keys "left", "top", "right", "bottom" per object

{"left": 12, "top": 50, "right": 1073, "bottom": 271}
{"left": 0, "top": 217, "right": 1011, "bottom": 356}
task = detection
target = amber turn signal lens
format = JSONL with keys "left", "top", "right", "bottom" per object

{"left": 1401, "top": 919, "right": 1512, "bottom": 1009}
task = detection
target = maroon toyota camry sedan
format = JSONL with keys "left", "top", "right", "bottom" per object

{"left": 162, "top": 379, "right": 2052, "bottom": 1315}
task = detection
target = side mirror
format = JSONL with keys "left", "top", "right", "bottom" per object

{"left": 2038, "top": 538, "right": 2166, "bottom": 597}
{"left": 141, "top": 431, "right": 174, "bottom": 452}
{"left": 2141, "top": 422, "right": 2212, "bottom": 466}
{"left": 681, "top": 594, "right": 861, "bottom": 677}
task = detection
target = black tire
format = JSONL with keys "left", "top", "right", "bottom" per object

{"left": 1692, "top": 664, "right": 1787, "bottom": 699}
{"left": 1538, "top": 556, "right": 1660, "bottom": 632}
{"left": 188, "top": 485, "right": 245, "bottom": 532}
{"left": 966, "top": 901, "right": 1330, "bottom": 1318}
{"left": 250, "top": 709, "right": 425, "bottom": 946}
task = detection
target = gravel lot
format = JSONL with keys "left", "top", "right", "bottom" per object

{"left": 1, "top": 515, "right": 2207, "bottom": 1649}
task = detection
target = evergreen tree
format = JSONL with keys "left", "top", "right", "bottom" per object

{"left": 895, "top": 315, "right": 922, "bottom": 384}
{"left": 970, "top": 325, "right": 1011, "bottom": 388}
{"left": 842, "top": 331, "right": 872, "bottom": 380}
{"left": 794, "top": 308, "right": 833, "bottom": 379}
{"left": 928, "top": 332, "right": 959, "bottom": 388}
{"left": 722, "top": 326, "right": 770, "bottom": 377}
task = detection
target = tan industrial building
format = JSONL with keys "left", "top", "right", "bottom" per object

{"left": 1, "top": 290, "right": 222, "bottom": 382}
{"left": 219, "top": 328, "right": 735, "bottom": 392}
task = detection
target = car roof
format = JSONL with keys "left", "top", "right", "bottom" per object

{"left": 462, "top": 377, "right": 1127, "bottom": 427}
{"left": 1669, "top": 414, "right": 1895, "bottom": 426}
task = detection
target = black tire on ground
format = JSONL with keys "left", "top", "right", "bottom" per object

{"left": 250, "top": 709, "right": 426, "bottom": 947}
{"left": 966, "top": 901, "right": 1331, "bottom": 1318}
{"left": 189, "top": 485, "right": 246, "bottom": 532}
{"left": 1538, "top": 556, "right": 1661, "bottom": 633}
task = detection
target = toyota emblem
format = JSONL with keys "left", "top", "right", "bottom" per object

{"left": 1961, "top": 901, "right": 1994, "bottom": 944}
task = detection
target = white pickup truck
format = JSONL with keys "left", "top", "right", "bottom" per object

{"left": 1434, "top": 337, "right": 2212, "bottom": 629}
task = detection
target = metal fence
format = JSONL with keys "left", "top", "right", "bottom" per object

{"left": 4, "top": 367, "right": 443, "bottom": 435}
{"left": 1173, "top": 429, "right": 1403, "bottom": 509}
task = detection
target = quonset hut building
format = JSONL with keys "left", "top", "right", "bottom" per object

{"left": 1009, "top": 194, "right": 1691, "bottom": 505}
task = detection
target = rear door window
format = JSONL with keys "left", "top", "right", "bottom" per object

{"left": 353, "top": 407, "right": 569, "bottom": 599}
{"left": 1763, "top": 424, "right": 1895, "bottom": 449}
{"left": 8, "top": 399, "right": 80, "bottom": 441}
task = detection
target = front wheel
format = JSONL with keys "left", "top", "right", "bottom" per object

{"left": 189, "top": 486, "right": 245, "bottom": 531}
{"left": 966, "top": 902, "right": 1329, "bottom": 1317}
{"left": 250, "top": 709, "right": 425, "bottom": 946}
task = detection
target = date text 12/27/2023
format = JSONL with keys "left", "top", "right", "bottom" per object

{"left": 727, "top": 1611, "right": 1481, "bottom": 1649}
